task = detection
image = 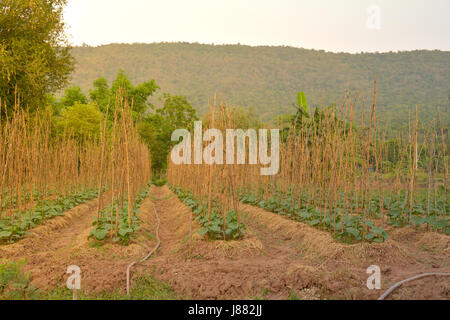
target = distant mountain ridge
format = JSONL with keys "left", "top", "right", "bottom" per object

{"left": 69, "top": 42, "right": 449, "bottom": 131}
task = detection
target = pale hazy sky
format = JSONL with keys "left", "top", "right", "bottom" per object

{"left": 63, "top": 0, "right": 450, "bottom": 53}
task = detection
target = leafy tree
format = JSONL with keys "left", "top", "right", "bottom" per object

{"left": 51, "top": 71, "right": 160, "bottom": 147}
{"left": 89, "top": 78, "right": 110, "bottom": 113}
{"left": 203, "top": 106, "right": 263, "bottom": 129}
{"left": 138, "top": 114, "right": 171, "bottom": 174}
{"left": 61, "top": 86, "right": 88, "bottom": 107}
{"left": 68, "top": 43, "right": 450, "bottom": 135}
{"left": 91, "top": 71, "right": 159, "bottom": 117}
{"left": 0, "top": 0, "right": 73, "bottom": 112}
{"left": 156, "top": 94, "right": 197, "bottom": 129}
{"left": 139, "top": 94, "right": 198, "bottom": 173}
{"left": 56, "top": 103, "right": 102, "bottom": 141}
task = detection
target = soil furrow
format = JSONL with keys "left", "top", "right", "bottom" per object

{"left": 1, "top": 185, "right": 448, "bottom": 300}
{"left": 135, "top": 186, "right": 449, "bottom": 300}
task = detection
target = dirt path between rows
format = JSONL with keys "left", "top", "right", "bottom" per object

{"left": 0, "top": 195, "right": 156, "bottom": 294}
{"left": 134, "top": 186, "right": 449, "bottom": 300}
{"left": 1, "top": 185, "right": 448, "bottom": 299}
{"left": 240, "top": 203, "right": 449, "bottom": 299}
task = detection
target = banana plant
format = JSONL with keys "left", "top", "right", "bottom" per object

{"left": 292, "top": 92, "right": 309, "bottom": 127}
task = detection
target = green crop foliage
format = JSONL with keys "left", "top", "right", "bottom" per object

{"left": 173, "top": 187, "right": 246, "bottom": 241}
{"left": 0, "top": 188, "right": 100, "bottom": 244}
{"left": 89, "top": 183, "right": 151, "bottom": 245}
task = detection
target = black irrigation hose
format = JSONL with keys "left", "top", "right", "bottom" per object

{"left": 378, "top": 272, "right": 450, "bottom": 300}
{"left": 126, "top": 201, "right": 161, "bottom": 296}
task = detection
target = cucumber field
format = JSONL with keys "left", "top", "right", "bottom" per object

{"left": 0, "top": 0, "right": 448, "bottom": 303}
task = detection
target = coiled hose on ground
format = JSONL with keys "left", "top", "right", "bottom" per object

{"left": 126, "top": 201, "right": 161, "bottom": 296}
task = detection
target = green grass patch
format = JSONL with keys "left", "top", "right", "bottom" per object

{"left": 0, "top": 259, "right": 181, "bottom": 300}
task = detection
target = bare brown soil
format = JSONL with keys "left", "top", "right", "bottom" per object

{"left": 1, "top": 185, "right": 449, "bottom": 299}
{"left": 0, "top": 195, "right": 156, "bottom": 294}
{"left": 134, "top": 186, "right": 449, "bottom": 300}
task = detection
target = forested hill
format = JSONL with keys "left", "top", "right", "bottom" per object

{"left": 70, "top": 43, "right": 449, "bottom": 131}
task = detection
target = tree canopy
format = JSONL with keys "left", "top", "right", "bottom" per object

{"left": 56, "top": 103, "right": 102, "bottom": 141}
{"left": 89, "top": 70, "right": 159, "bottom": 117}
{"left": 69, "top": 43, "right": 450, "bottom": 134}
{"left": 139, "top": 94, "right": 198, "bottom": 173}
{"left": 0, "top": 0, "right": 73, "bottom": 113}
{"left": 54, "top": 71, "right": 197, "bottom": 173}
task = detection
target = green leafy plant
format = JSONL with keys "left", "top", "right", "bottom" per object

{"left": 0, "top": 259, "right": 38, "bottom": 300}
{"left": 0, "top": 188, "right": 99, "bottom": 244}
{"left": 89, "top": 183, "right": 151, "bottom": 245}
{"left": 240, "top": 190, "right": 387, "bottom": 243}
{"left": 151, "top": 178, "right": 167, "bottom": 187}
{"left": 173, "top": 187, "right": 246, "bottom": 240}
